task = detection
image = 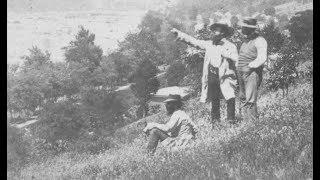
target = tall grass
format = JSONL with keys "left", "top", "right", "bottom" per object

{"left": 9, "top": 82, "right": 312, "bottom": 180}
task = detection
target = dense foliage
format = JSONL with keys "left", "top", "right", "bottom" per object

{"left": 129, "top": 59, "right": 160, "bottom": 118}
{"left": 260, "top": 21, "right": 286, "bottom": 54}
{"left": 11, "top": 83, "right": 312, "bottom": 179}
{"left": 165, "top": 61, "right": 186, "bottom": 86}
{"left": 287, "top": 10, "right": 313, "bottom": 46}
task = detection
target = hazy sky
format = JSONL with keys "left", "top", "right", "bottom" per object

{"left": 7, "top": 0, "right": 167, "bottom": 12}
{"left": 7, "top": 0, "right": 178, "bottom": 64}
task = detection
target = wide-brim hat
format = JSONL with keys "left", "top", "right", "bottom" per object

{"left": 238, "top": 18, "right": 259, "bottom": 29}
{"left": 209, "top": 18, "right": 234, "bottom": 37}
{"left": 163, "top": 94, "right": 182, "bottom": 103}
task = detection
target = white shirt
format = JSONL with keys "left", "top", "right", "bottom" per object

{"left": 176, "top": 30, "right": 238, "bottom": 67}
{"left": 252, "top": 36, "right": 268, "bottom": 68}
{"left": 143, "top": 110, "right": 196, "bottom": 137}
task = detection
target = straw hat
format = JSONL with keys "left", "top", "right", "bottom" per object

{"left": 209, "top": 17, "right": 234, "bottom": 37}
{"left": 238, "top": 18, "right": 259, "bottom": 29}
{"left": 163, "top": 94, "right": 182, "bottom": 103}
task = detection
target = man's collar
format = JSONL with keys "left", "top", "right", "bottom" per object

{"left": 245, "top": 33, "right": 259, "bottom": 41}
{"left": 212, "top": 38, "right": 226, "bottom": 45}
{"left": 221, "top": 38, "right": 228, "bottom": 43}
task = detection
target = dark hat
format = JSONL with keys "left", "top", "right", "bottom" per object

{"left": 209, "top": 19, "right": 234, "bottom": 37}
{"left": 238, "top": 18, "right": 259, "bottom": 29}
{"left": 163, "top": 94, "right": 182, "bottom": 103}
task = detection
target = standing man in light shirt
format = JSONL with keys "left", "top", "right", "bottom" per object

{"left": 171, "top": 17, "right": 239, "bottom": 125}
{"left": 237, "top": 18, "right": 268, "bottom": 121}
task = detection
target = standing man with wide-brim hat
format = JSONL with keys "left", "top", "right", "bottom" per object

{"left": 171, "top": 16, "right": 239, "bottom": 126}
{"left": 237, "top": 18, "right": 268, "bottom": 121}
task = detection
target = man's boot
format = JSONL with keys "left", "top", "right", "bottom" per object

{"left": 211, "top": 99, "right": 220, "bottom": 127}
{"left": 245, "top": 103, "right": 258, "bottom": 122}
{"left": 227, "top": 98, "right": 236, "bottom": 124}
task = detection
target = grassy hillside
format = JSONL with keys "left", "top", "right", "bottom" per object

{"left": 9, "top": 82, "right": 312, "bottom": 179}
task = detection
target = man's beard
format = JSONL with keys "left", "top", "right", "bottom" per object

{"left": 241, "top": 28, "right": 255, "bottom": 37}
{"left": 166, "top": 109, "right": 175, "bottom": 115}
{"left": 211, "top": 35, "right": 224, "bottom": 44}
{"left": 166, "top": 106, "right": 175, "bottom": 115}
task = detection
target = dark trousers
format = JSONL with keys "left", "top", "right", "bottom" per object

{"left": 146, "top": 128, "right": 169, "bottom": 154}
{"left": 208, "top": 66, "right": 235, "bottom": 123}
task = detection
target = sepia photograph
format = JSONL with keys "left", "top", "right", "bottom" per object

{"left": 7, "top": 0, "right": 313, "bottom": 179}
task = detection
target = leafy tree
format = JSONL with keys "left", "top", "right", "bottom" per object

{"left": 79, "top": 88, "right": 127, "bottom": 132}
{"left": 179, "top": 24, "right": 209, "bottom": 94}
{"left": 62, "top": 26, "right": 117, "bottom": 94}
{"left": 8, "top": 64, "right": 20, "bottom": 119}
{"left": 34, "top": 100, "right": 85, "bottom": 154}
{"left": 277, "top": 14, "right": 289, "bottom": 30}
{"left": 21, "top": 46, "right": 51, "bottom": 71}
{"left": 266, "top": 40, "right": 300, "bottom": 97}
{"left": 8, "top": 47, "right": 55, "bottom": 120}
{"left": 31, "top": 62, "right": 123, "bottom": 155}
{"left": 129, "top": 59, "right": 160, "bottom": 118}
{"left": 139, "top": 10, "right": 163, "bottom": 34}
{"left": 165, "top": 61, "right": 186, "bottom": 86}
{"left": 118, "top": 29, "right": 165, "bottom": 66}
{"left": 287, "top": 10, "right": 313, "bottom": 46}
{"left": 264, "top": 7, "right": 276, "bottom": 16}
{"left": 63, "top": 26, "right": 103, "bottom": 71}
{"left": 180, "top": 54, "right": 203, "bottom": 95}
{"left": 13, "top": 27, "right": 127, "bottom": 156}
{"left": 157, "top": 20, "right": 187, "bottom": 65}
{"left": 8, "top": 63, "right": 20, "bottom": 75}
{"left": 107, "top": 51, "right": 134, "bottom": 85}
{"left": 260, "top": 21, "right": 286, "bottom": 54}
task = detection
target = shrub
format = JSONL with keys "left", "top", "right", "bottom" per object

{"left": 287, "top": 10, "right": 313, "bottom": 46}
{"left": 179, "top": 28, "right": 206, "bottom": 95}
{"left": 297, "top": 40, "right": 313, "bottom": 80}
{"left": 265, "top": 40, "right": 300, "bottom": 97}
{"left": 165, "top": 61, "right": 186, "bottom": 86}
{"left": 63, "top": 26, "right": 103, "bottom": 71}
{"left": 260, "top": 20, "right": 286, "bottom": 54}
{"left": 7, "top": 124, "right": 31, "bottom": 172}
{"left": 36, "top": 101, "right": 86, "bottom": 145}
{"left": 139, "top": 10, "right": 163, "bottom": 34}
{"left": 149, "top": 104, "right": 161, "bottom": 115}
{"left": 129, "top": 59, "right": 160, "bottom": 118}
{"left": 80, "top": 88, "right": 127, "bottom": 130}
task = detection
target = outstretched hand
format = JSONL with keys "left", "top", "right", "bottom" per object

{"left": 171, "top": 28, "right": 179, "bottom": 37}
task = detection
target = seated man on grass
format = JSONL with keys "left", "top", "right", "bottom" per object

{"left": 143, "top": 94, "right": 197, "bottom": 154}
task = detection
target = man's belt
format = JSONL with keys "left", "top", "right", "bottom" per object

{"left": 209, "top": 64, "right": 219, "bottom": 75}
{"left": 220, "top": 74, "right": 237, "bottom": 81}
